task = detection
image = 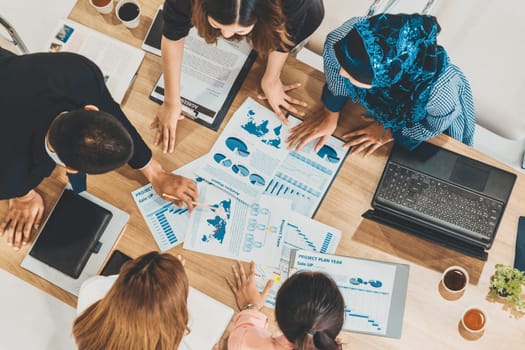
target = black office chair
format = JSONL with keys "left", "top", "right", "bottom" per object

{"left": 0, "top": 14, "right": 28, "bottom": 55}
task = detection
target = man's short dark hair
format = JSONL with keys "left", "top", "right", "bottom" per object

{"left": 48, "top": 109, "right": 134, "bottom": 174}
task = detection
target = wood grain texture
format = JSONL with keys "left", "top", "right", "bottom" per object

{"left": 1, "top": 1, "right": 524, "bottom": 348}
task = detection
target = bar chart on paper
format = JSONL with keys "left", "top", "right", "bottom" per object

{"left": 131, "top": 184, "right": 190, "bottom": 251}
{"left": 147, "top": 204, "right": 188, "bottom": 247}
{"left": 265, "top": 116, "right": 350, "bottom": 218}
{"left": 289, "top": 250, "right": 409, "bottom": 338}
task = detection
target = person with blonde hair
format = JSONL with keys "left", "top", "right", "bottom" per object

{"left": 72, "top": 251, "right": 189, "bottom": 350}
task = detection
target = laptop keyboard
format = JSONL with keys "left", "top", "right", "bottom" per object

{"left": 375, "top": 163, "right": 503, "bottom": 239}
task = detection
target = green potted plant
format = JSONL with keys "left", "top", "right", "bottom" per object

{"left": 488, "top": 264, "right": 525, "bottom": 310}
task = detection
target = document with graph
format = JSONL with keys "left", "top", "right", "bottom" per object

{"left": 197, "top": 98, "right": 350, "bottom": 213}
{"left": 289, "top": 250, "right": 409, "bottom": 338}
{"left": 183, "top": 181, "right": 291, "bottom": 266}
{"left": 254, "top": 211, "right": 341, "bottom": 307}
{"left": 131, "top": 157, "right": 206, "bottom": 251}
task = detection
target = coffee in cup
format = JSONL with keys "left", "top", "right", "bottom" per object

{"left": 116, "top": 0, "right": 141, "bottom": 29}
{"left": 441, "top": 265, "right": 469, "bottom": 293}
{"left": 89, "top": 0, "right": 114, "bottom": 14}
{"left": 461, "top": 306, "right": 487, "bottom": 333}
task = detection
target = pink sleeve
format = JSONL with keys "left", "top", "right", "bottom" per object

{"left": 227, "top": 309, "right": 275, "bottom": 350}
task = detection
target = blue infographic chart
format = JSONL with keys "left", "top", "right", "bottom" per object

{"left": 184, "top": 181, "right": 291, "bottom": 265}
{"left": 264, "top": 115, "right": 350, "bottom": 217}
{"left": 197, "top": 98, "right": 290, "bottom": 204}
{"left": 131, "top": 157, "right": 206, "bottom": 251}
{"left": 200, "top": 199, "right": 231, "bottom": 244}
{"left": 198, "top": 98, "right": 349, "bottom": 210}
{"left": 241, "top": 108, "right": 283, "bottom": 149}
{"left": 255, "top": 212, "right": 341, "bottom": 307}
{"left": 289, "top": 250, "right": 404, "bottom": 337}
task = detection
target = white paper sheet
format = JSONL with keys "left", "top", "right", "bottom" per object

{"left": 255, "top": 212, "right": 341, "bottom": 307}
{"left": 150, "top": 26, "right": 253, "bottom": 124}
{"left": 265, "top": 115, "right": 350, "bottom": 217}
{"left": 131, "top": 157, "right": 206, "bottom": 251}
{"left": 197, "top": 98, "right": 350, "bottom": 213}
{"left": 289, "top": 250, "right": 397, "bottom": 336}
{"left": 183, "top": 182, "right": 291, "bottom": 266}
{"left": 43, "top": 19, "right": 144, "bottom": 103}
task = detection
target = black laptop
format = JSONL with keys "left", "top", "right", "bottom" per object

{"left": 363, "top": 142, "right": 517, "bottom": 260}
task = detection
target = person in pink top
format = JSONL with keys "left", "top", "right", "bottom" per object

{"left": 227, "top": 261, "right": 345, "bottom": 350}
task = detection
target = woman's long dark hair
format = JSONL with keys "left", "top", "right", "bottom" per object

{"left": 275, "top": 272, "right": 345, "bottom": 350}
{"left": 192, "top": 0, "right": 292, "bottom": 54}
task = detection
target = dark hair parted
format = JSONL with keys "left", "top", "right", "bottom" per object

{"left": 275, "top": 271, "right": 345, "bottom": 350}
{"left": 73, "top": 252, "right": 190, "bottom": 350}
{"left": 48, "top": 109, "right": 133, "bottom": 174}
{"left": 191, "top": 0, "right": 293, "bottom": 55}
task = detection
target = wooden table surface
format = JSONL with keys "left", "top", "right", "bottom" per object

{"left": 1, "top": 1, "right": 524, "bottom": 349}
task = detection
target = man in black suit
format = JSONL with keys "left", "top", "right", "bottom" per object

{"left": 0, "top": 49, "right": 197, "bottom": 249}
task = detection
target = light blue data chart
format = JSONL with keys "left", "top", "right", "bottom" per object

{"left": 225, "top": 137, "right": 250, "bottom": 157}
{"left": 146, "top": 203, "right": 188, "bottom": 246}
{"left": 241, "top": 108, "right": 283, "bottom": 149}
{"left": 200, "top": 199, "right": 231, "bottom": 244}
{"left": 213, "top": 153, "right": 266, "bottom": 186}
{"left": 286, "top": 223, "right": 334, "bottom": 253}
{"left": 317, "top": 145, "right": 341, "bottom": 163}
{"left": 345, "top": 308, "right": 383, "bottom": 332}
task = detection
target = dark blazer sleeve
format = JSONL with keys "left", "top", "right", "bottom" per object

{"left": 162, "top": 0, "right": 193, "bottom": 41}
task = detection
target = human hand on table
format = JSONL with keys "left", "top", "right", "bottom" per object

{"left": 286, "top": 108, "right": 340, "bottom": 152}
{"left": 141, "top": 159, "right": 198, "bottom": 211}
{"left": 150, "top": 102, "right": 185, "bottom": 154}
{"left": 343, "top": 120, "right": 393, "bottom": 157}
{"left": 0, "top": 190, "right": 44, "bottom": 250}
{"left": 258, "top": 77, "right": 307, "bottom": 123}
{"left": 226, "top": 261, "right": 274, "bottom": 311}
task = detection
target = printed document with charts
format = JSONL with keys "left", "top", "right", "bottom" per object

{"left": 197, "top": 97, "right": 350, "bottom": 214}
{"left": 289, "top": 250, "right": 410, "bottom": 339}
{"left": 43, "top": 19, "right": 144, "bottom": 103}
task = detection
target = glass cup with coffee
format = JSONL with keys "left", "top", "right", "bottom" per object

{"left": 441, "top": 265, "right": 469, "bottom": 294}
{"left": 116, "top": 0, "right": 141, "bottom": 29}
{"left": 89, "top": 0, "right": 114, "bottom": 14}
{"left": 461, "top": 306, "right": 487, "bottom": 333}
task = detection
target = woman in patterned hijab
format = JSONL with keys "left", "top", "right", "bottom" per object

{"left": 287, "top": 14, "right": 475, "bottom": 156}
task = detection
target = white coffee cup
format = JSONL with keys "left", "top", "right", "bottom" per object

{"left": 88, "top": 0, "right": 114, "bottom": 15}
{"left": 461, "top": 306, "right": 487, "bottom": 333}
{"left": 441, "top": 265, "right": 469, "bottom": 294}
{"left": 116, "top": 0, "right": 141, "bottom": 29}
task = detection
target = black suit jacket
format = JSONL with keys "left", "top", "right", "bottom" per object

{"left": 0, "top": 52, "right": 152, "bottom": 199}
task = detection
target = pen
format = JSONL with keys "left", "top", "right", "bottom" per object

{"left": 161, "top": 193, "right": 215, "bottom": 211}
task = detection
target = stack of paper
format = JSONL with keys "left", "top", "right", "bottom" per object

{"left": 43, "top": 19, "right": 144, "bottom": 103}
{"left": 131, "top": 97, "right": 348, "bottom": 303}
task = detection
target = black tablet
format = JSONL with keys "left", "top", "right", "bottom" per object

{"left": 29, "top": 189, "right": 112, "bottom": 279}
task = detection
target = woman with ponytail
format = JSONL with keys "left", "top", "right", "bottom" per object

{"left": 227, "top": 261, "right": 344, "bottom": 349}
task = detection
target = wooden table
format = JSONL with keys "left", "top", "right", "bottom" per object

{"left": 1, "top": 1, "right": 524, "bottom": 348}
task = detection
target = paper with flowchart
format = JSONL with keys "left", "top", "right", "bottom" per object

{"left": 254, "top": 212, "right": 341, "bottom": 307}
{"left": 289, "top": 250, "right": 409, "bottom": 338}
{"left": 131, "top": 157, "right": 206, "bottom": 251}
{"left": 183, "top": 182, "right": 291, "bottom": 266}
{"left": 197, "top": 98, "right": 350, "bottom": 215}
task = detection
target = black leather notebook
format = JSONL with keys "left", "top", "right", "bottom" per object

{"left": 29, "top": 189, "right": 112, "bottom": 279}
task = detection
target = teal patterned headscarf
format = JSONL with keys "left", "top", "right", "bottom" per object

{"left": 334, "top": 14, "right": 449, "bottom": 129}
